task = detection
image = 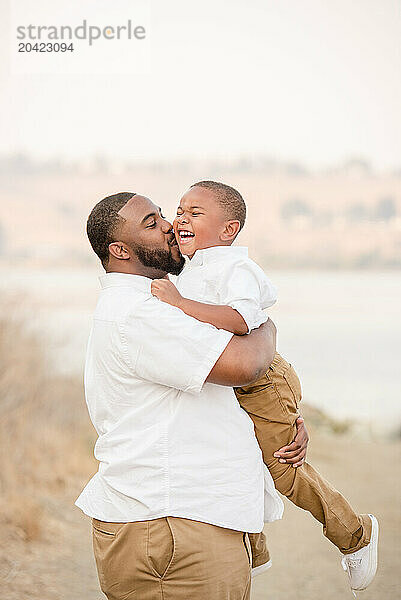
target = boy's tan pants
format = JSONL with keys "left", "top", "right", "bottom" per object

{"left": 234, "top": 353, "right": 372, "bottom": 569}
{"left": 92, "top": 516, "right": 251, "bottom": 600}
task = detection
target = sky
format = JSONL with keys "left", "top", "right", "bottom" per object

{"left": 0, "top": 0, "right": 400, "bottom": 169}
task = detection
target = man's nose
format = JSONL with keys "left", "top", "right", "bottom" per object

{"left": 161, "top": 219, "right": 173, "bottom": 233}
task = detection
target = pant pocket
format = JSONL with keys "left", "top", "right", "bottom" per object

{"left": 147, "top": 518, "right": 175, "bottom": 579}
{"left": 266, "top": 364, "right": 301, "bottom": 424}
{"left": 92, "top": 520, "right": 147, "bottom": 600}
{"left": 92, "top": 521, "right": 124, "bottom": 598}
{"left": 235, "top": 372, "right": 270, "bottom": 395}
{"left": 282, "top": 365, "right": 302, "bottom": 407}
{"left": 92, "top": 519, "right": 125, "bottom": 537}
{"left": 236, "top": 382, "right": 294, "bottom": 426}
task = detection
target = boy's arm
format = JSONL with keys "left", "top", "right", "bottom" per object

{"left": 151, "top": 279, "right": 249, "bottom": 335}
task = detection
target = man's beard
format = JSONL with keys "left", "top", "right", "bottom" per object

{"left": 133, "top": 244, "right": 185, "bottom": 275}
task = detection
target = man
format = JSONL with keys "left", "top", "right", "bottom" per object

{"left": 76, "top": 192, "right": 308, "bottom": 600}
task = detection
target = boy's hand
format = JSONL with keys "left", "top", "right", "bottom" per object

{"left": 151, "top": 279, "right": 183, "bottom": 308}
{"left": 273, "top": 416, "right": 309, "bottom": 468}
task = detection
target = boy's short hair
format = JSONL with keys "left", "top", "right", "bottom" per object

{"left": 190, "top": 181, "right": 246, "bottom": 231}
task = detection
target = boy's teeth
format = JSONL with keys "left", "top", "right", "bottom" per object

{"left": 179, "top": 231, "right": 194, "bottom": 238}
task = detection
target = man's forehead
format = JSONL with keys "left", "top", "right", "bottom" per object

{"left": 118, "top": 195, "right": 158, "bottom": 221}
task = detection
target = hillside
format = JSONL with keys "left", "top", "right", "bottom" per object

{"left": 1, "top": 156, "right": 400, "bottom": 269}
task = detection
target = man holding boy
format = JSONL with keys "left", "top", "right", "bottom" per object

{"left": 76, "top": 191, "right": 308, "bottom": 600}
{"left": 151, "top": 181, "right": 378, "bottom": 594}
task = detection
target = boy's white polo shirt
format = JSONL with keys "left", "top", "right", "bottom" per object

{"left": 75, "top": 271, "right": 275, "bottom": 533}
{"left": 175, "top": 246, "right": 277, "bottom": 332}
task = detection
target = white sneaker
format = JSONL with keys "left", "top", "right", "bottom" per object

{"left": 341, "top": 514, "right": 379, "bottom": 593}
{"left": 251, "top": 559, "right": 272, "bottom": 578}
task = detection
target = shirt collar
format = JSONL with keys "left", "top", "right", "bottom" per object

{"left": 189, "top": 246, "right": 248, "bottom": 267}
{"left": 99, "top": 272, "right": 152, "bottom": 293}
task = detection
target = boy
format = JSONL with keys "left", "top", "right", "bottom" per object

{"left": 151, "top": 181, "right": 378, "bottom": 594}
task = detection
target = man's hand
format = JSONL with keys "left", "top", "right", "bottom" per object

{"left": 151, "top": 279, "right": 183, "bottom": 308}
{"left": 273, "top": 416, "right": 309, "bottom": 468}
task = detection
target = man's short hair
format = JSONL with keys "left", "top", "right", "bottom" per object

{"left": 190, "top": 181, "right": 246, "bottom": 230}
{"left": 87, "top": 192, "right": 136, "bottom": 268}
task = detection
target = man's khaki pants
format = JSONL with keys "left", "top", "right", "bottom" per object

{"left": 235, "top": 353, "right": 372, "bottom": 569}
{"left": 92, "top": 516, "right": 251, "bottom": 600}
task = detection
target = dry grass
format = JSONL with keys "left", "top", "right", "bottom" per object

{"left": 0, "top": 307, "right": 97, "bottom": 598}
{"left": 0, "top": 306, "right": 95, "bottom": 546}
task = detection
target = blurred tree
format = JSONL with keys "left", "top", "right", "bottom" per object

{"left": 285, "top": 162, "right": 309, "bottom": 176}
{"left": 281, "top": 198, "right": 312, "bottom": 220}
{"left": 375, "top": 196, "right": 397, "bottom": 221}
{"left": 342, "top": 158, "right": 372, "bottom": 176}
{"left": 346, "top": 202, "right": 368, "bottom": 223}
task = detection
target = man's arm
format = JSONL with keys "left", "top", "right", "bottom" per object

{"left": 126, "top": 295, "right": 274, "bottom": 395}
{"left": 206, "top": 319, "right": 276, "bottom": 386}
{"left": 151, "top": 278, "right": 248, "bottom": 335}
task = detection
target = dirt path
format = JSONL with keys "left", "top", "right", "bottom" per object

{"left": 4, "top": 433, "right": 400, "bottom": 599}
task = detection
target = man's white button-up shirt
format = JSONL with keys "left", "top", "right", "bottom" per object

{"left": 174, "top": 247, "right": 284, "bottom": 522}
{"left": 75, "top": 272, "right": 269, "bottom": 533}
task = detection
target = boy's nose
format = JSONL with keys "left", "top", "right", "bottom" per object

{"left": 176, "top": 214, "right": 188, "bottom": 224}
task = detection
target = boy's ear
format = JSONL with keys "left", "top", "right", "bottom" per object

{"left": 109, "top": 241, "right": 130, "bottom": 261}
{"left": 220, "top": 220, "right": 241, "bottom": 242}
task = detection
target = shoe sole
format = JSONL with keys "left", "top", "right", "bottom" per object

{"left": 352, "top": 514, "right": 379, "bottom": 591}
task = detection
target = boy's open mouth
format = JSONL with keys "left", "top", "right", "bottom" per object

{"left": 177, "top": 230, "right": 195, "bottom": 244}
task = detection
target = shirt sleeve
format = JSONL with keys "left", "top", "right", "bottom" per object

{"left": 218, "top": 260, "right": 278, "bottom": 333}
{"left": 122, "top": 296, "right": 233, "bottom": 394}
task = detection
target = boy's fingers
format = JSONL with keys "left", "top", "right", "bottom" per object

{"left": 151, "top": 284, "right": 162, "bottom": 297}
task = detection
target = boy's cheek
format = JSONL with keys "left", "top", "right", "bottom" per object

{"left": 176, "top": 243, "right": 192, "bottom": 256}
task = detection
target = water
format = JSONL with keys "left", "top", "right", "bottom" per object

{"left": 268, "top": 270, "right": 401, "bottom": 434}
{"left": 2, "top": 267, "right": 400, "bottom": 434}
